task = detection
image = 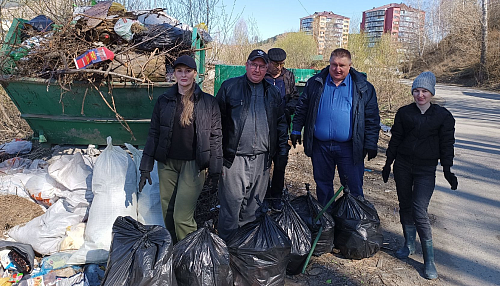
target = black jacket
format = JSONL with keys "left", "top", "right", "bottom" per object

{"left": 265, "top": 68, "right": 300, "bottom": 115}
{"left": 140, "top": 84, "right": 223, "bottom": 175}
{"left": 216, "top": 74, "right": 289, "bottom": 169}
{"left": 292, "top": 66, "right": 380, "bottom": 164}
{"left": 386, "top": 102, "right": 455, "bottom": 167}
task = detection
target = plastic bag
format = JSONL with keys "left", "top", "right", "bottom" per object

{"left": 0, "top": 140, "right": 32, "bottom": 155}
{"left": 290, "top": 191, "right": 335, "bottom": 256}
{"left": 40, "top": 252, "right": 73, "bottom": 272}
{"left": 125, "top": 144, "right": 164, "bottom": 227}
{"left": 27, "top": 15, "right": 53, "bottom": 32}
{"left": 59, "top": 223, "right": 85, "bottom": 251}
{"left": 172, "top": 223, "right": 232, "bottom": 286}
{"left": 0, "top": 241, "right": 35, "bottom": 274}
{"left": 133, "top": 23, "right": 192, "bottom": 52}
{"left": 25, "top": 172, "right": 64, "bottom": 207}
{"left": 227, "top": 201, "right": 291, "bottom": 286}
{"left": 101, "top": 216, "right": 177, "bottom": 286}
{"left": 271, "top": 192, "right": 312, "bottom": 275}
{"left": 114, "top": 18, "right": 142, "bottom": 41}
{"left": 331, "top": 189, "right": 383, "bottom": 259}
{"left": 67, "top": 137, "right": 137, "bottom": 265}
{"left": 8, "top": 198, "right": 87, "bottom": 255}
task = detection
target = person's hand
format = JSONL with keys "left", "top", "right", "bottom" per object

{"left": 274, "top": 154, "right": 288, "bottom": 171}
{"left": 382, "top": 164, "right": 391, "bottom": 183}
{"left": 444, "top": 171, "right": 458, "bottom": 190}
{"left": 207, "top": 173, "right": 220, "bottom": 193}
{"left": 139, "top": 171, "right": 152, "bottom": 192}
{"left": 364, "top": 149, "right": 378, "bottom": 161}
{"left": 290, "top": 133, "right": 302, "bottom": 148}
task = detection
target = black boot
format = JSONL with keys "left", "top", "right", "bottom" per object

{"left": 421, "top": 239, "right": 438, "bottom": 280}
{"left": 395, "top": 225, "right": 416, "bottom": 259}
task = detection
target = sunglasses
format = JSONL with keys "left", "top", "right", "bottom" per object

{"left": 271, "top": 61, "right": 285, "bottom": 68}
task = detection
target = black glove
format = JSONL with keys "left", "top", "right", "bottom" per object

{"left": 139, "top": 171, "right": 152, "bottom": 192}
{"left": 364, "top": 148, "right": 378, "bottom": 161}
{"left": 444, "top": 171, "right": 458, "bottom": 190}
{"left": 382, "top": 164, "right": 391, "bottom": 183}
{"left": 290, "top": 133, "right": 302, "bottom": 148}
{"left": 274, "top": 154, "right": 288, "bottom": 171}
{"left": 207, "top": 173, "right": 220, "bottom": 193}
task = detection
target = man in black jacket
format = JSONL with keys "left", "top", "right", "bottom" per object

{"left": 291, "top": 48, "right": 380, "bottom": 207}
{"left": 216, "top": 49, "right": 289, "bottom": 241}
{"left": 264, "top": 48, "right": 298, "bottom": 210}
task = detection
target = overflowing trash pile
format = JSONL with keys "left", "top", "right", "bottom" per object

{"left": 0, "top": 137, "right": 383, "bottom": 285}
{"left": 0, "top": 1, "right": 211, "bottom": 84}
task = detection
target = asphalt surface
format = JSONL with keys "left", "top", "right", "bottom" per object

{"left": 420, "top": 84, "right": 500, "bottom": 286}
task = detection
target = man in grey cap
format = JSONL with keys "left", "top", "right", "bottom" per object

{"left": 216, "top": 49, "right": 289, "bottom": 241}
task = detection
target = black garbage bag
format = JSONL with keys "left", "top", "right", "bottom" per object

{"left": 101, "top": 216, "right": 177, "bottom": 286}
{"left": 28, "top": 15, "right": 54, "bottom": 32}
{"left": 0, "top": 241, "right": 35, "bottom": 274}
{"left": 134, "top": 23, "right": 192, "bottom": 52}
{"left": 172, "top": 222, "right": 232, "bottom": 286}
{"left": 331, "top": 188, "right": 383, "bottom": 259}
{"left": 271, "top": 192, "right": 312, "bottom": 275}
{"left": 227, "top": 199, "right": 291, "bottom": 286}
{"left": 290, "top": 189, "right": 335, "bottom": 256}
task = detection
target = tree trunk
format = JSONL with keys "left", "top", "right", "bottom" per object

{"left": 479, "top": 0, "right": 488, "bottom": 83}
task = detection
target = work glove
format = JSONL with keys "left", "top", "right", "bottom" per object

{"left": 274, "top": 154, "right": 288, "bottom": 172}
{"left": 364, "top": 148, "right": 378, "bottom": 161}
{"left": 382, "top": 163, "right": 391, "bottom": 183}
{"left": 138, "top": 171, "right": 152, "bottom": 192}
{"left": 206, "top": 173, "right": 220, "bottom": 194}
{"left": 290, "top": 133, "right": 302, "bottom": 148}
{"left": 443, "top": 167, "right": 458, "bottom": 190}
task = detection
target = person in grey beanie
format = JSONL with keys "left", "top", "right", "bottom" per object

{"left": 381, "top": 71, "right": 458, "bottom": 280}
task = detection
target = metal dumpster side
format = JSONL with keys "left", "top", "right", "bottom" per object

{"left": 1, "top": 78, "right": 172, "bottom": 145}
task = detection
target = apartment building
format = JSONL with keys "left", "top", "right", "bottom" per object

{"left": 360, "top": 3, "right": 425, "bottom": 46}
{"left": 300, "top": 11, "right": 350, "bottom": 55}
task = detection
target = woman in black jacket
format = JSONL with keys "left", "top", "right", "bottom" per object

{"left": 139, "top": 55, "right": 222, "bottom": 242}
{"left": 382, "top": 71, "right": 458, "bottom": 280}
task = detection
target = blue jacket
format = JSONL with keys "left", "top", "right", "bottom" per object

{"left": 292, "top": 67, "right": 380, "bottom": 164}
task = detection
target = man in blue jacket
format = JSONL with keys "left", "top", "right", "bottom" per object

{"left": 291, "top": 48, "right": 380, "bottom": 207}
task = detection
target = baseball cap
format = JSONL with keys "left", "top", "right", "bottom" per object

{"left": 247, "top": 49, "right": 269, "bottom": 64}
{"left": 173, "top": 55, "right": 197, "bottom": 70}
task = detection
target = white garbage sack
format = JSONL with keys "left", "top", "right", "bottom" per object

{"left": 48, "top": 152, "right": 93, "bottom": 208}
{"left": 125, "top": 143, "right": 164, "bottom": 227}
{"left": 8, "top": 198, "right": 87, "bottom": 255}
{"left": 0, "top": 172, "right": 33, "bottom": 198}
{"left": 25, "top": 172, "right": 65, "bottom": 207}
{"left": 0, "top": 139, "right": 32, "bottom": 155}
{"left": 0, "top": 157, "right": 47, "bottom": 175}
{"left": 67, "top": 137, "right": 137, "bottom": 264}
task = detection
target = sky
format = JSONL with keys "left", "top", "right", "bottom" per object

{"left": 228, "top": 0, "right": 401, "bottom": 40}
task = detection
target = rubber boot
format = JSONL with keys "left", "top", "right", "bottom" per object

{"left": 421, "top": 239, "right": 438, "bottom": 280}
{"left": 395, "top": 225, "right": 416, "bottom": 259}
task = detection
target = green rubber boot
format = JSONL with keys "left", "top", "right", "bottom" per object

{"left": 422, "top": 239, "right": 438, "bottom": 280}
{"left": 395, "top": 225, "right": 416, "bottom": 259}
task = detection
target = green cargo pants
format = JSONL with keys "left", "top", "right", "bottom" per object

{"left": 157, "top": 159, "right": 205, "bottom": 242}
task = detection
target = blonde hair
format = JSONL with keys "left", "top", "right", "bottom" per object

{"left": 179, "top": 84, "right": 195, "bottom": 127}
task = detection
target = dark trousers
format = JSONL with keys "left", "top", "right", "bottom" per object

{"left": 266, "top": 153, "right": 286, "bottom": 199}
{"left": 393, "top": 158, "right": 436, "bottom": 241}
{"left": 311, "top": 139, "right": 364, "bottom": 207}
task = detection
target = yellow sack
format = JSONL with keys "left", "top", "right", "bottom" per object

{"left": 0, "top": 277, "right": 13, "bottom": 286}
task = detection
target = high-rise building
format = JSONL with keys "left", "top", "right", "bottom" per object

{"left": 300, "top": 11, "right": 350, "bottom": 55}
{"left": 360, "top": 3, "right": 425, "bottom": 47}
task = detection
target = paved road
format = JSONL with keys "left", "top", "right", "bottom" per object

{"left": 424, "top": 84, "right": 500, "bottom": 285}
